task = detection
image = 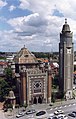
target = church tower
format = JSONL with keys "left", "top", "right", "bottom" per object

{"left": 59, "top": 19, "right": 74, "bottom": 99}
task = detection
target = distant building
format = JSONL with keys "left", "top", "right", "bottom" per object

{"left": 59, "top": 19, "right": 74, "bottom": 100}
{"left": 0, "top": 61, "right": 8, "bottom": 77}
{"left": 6, "top": 55, "right": 15, "bottom": 62}
{"left": 13, "top": 46, "right": 52, "bottom": 105}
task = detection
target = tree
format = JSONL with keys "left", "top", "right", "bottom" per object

{"left": 0, "top": 78, "right": 10, "bottom": 101}
{"left": 53, "top": 74, "right": 59, "bottom": 87}
{"left": 5, "top": 66, "right": 13, "bottom": 88}
{"left": 4, "top": 66, "right": 18, "bottom": 95}
{"left": 51, "top": 92, "right": 56, "bottom": 103}
{"left": 4, "top": 67, "right": 12, "bottom": 79}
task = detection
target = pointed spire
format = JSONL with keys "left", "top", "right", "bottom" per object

{"left": 65, "top": 18, "right": 67, "bottom": 24}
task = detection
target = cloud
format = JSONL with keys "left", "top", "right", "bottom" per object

{"left": 19, "top": 0, "right": 30, "bottom": 9}
{"left": 0, "top": 30, "right": 26, "bottom": 51}
{"left": 9, "top": 5, "right": 16, "bottom": 12}
{"left": 0, "top": 0, "right": 7, "bottom": 8}
{"left": 6, "top": 12, "right": 63, "bottom": 51}
{"left": 19, "top": 0, "right": 54, "bottom": 16}
{"left": 18, "top": 0, "right": 76, "bottom": 22}
{"left": 1, "top": 0, "right": 76, "bottom": 52}
{"left": 7, "top": 13, "right": 48, "bottom": 31}
{"left": 6, "top": 10, "right": 76, "bottom": 52}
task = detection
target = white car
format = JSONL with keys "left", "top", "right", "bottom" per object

{"left": 54, "top": 110, "right": 64, "bottom": 115}
{"left": 57, "top": 114, "right": 68, "bottom": 119}
{"left": 16, "top": 112, "right": 25, "bottom": 118}
{"left": 19, "top": 112, "right": 25, "bottom": 115}
{"left": 26, "top": 109, "right": 36, "bottom": 115}
{"left": 48, "top": 113, "right": 54, "bottom": 119}
{"left": 16, "top": 114, "right": 24, "bottom": 118}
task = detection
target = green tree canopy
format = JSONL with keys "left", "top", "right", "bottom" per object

{"left": 53, "top": 74, "right": 59, "bottom": 87}
{"left": 4, "top": 67, "right": 12, "bottom": 79}
{"left": 0, "top": 78, "right": 10, "bottom": 101}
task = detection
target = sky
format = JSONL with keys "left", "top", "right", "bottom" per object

{"left": 0, "top": 0, "right": 76, "bottom": 52}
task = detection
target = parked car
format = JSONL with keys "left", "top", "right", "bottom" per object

{"left": 36, "top": 110, "right": 48, "bottom": 119}
{"left": 68, "top": 112, "right": 76, "bottom": 117}
{"left": 36, "top": 110, "right": 46, "bottom": 116}
{"left": 4, "top": 108, "right": 8, "bottom": 112}
{"left": 48, "top": 117, "right": 58, "bottom": 119}
{"left": 54, "top": 110, "right": 64, "bottom": 115}
{"left": 52, "top": 117, "right": 58, "bottom": 119}
{"left": 26, "top": 109, "right": 36, "bottom": 115}
{"left": 16, "top": 111, "right": 25, "bottom": 118}
{"left": 18, "top": 112, "right": 25, "bottom": 115}
{"left": 16, "top": 113, "right": 24, "bottom": 118}
{"left": 72, "top": 111, "right": 76, "bottom": 115}
{"left": 48, "top": 113, "right": 54, "bottom": 119}
{"left": 48, "top": 116, "right": 58, "bottom": 119}
{"left": 57, "top": 114, "right": 68, "bottom": 119}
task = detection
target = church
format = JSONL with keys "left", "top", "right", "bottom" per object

{"left": 13, "top": 46, "right": 52, "bottom": 105}
{"left": 12, "top": 19, "right": 74, "bottom": 105}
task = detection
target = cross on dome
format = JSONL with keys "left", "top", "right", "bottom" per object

{"left": 65, "top": 18, "right": 67, "bottom": 24}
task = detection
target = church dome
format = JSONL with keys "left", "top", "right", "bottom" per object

{"left": 62, "top": 19, "right": 70, "bottom": 33}
{"left": 14, "top": 46, "right": 38, "bottom": 63}
{"left": 7, "top": 90, "right": 15, "bottom": 99}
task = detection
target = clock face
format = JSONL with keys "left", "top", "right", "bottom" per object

{"left": 67, "top": 49, "right": 71, "bottom": 54}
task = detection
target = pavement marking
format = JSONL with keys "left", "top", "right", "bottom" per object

{"left": 46, "top": 108, "right": 52, "bottom": 110}
{"left": 68, "top": 104, "right": 71, "bottom": 106}
{"left": 64, "top": 105, "right": 67, "bottom": 107}
{"left": 50, "top": 108, "right": 53, "bottom": 110}
{"left": 54, "top": 107, "right": 58, "bottom": 109}
{"left": 73, "top": 103, "right": 76, "bottom": 105}
{"left": 59, "top": 106, "right": 62, "bottom": 108}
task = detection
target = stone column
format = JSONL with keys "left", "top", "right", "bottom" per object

{"left": 47, "top": 67, "right": 52, "bottom": 103}
{"left": 20, "top": 69, "right": 27, "bottom": 105}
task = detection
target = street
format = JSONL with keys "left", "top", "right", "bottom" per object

{"left": 1, "top": 100, "right": 76, "bottom": 119}
{"left": 0, "top": 110, "right": 6, "bottom": 119}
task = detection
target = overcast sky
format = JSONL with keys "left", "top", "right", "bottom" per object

{"left": 0, "top": 0, "right": 76, "bottom": 52}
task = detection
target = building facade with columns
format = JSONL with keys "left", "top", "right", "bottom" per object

{"left": 13, "top": 46, "right": 52, "bottom": 105}
{"left": 59, "top": 19, "right": 74, "bottom": 100}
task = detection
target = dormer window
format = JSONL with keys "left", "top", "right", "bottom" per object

{"left": 24, "top": 55, "right": 28, "bottom": 57}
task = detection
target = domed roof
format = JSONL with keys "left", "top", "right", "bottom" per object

{"left": 9, "top": 90, "right": 15, "bottom": 97}
{"left": 8, "top": 90, "right": 15, "bottom": 99}
{"left": 14, "top": 46, "right": 38, "bottom": 63}
{"left": 62, "top": 19, "right": 70, "bottom": 33}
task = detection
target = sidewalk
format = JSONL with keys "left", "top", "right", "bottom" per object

{"left": 4, "top": 107, "right": 25, "bottom": 119}
{"left": 0, "top": 102, "right": 3, "bottom": 109}
{"left": 2, "top": 99, "right": 76, "bottom": 119}
{"left": 52, "top": 99, "right": 76, "bottom": 107}
{"left": 26, "top": 99, "right": 76, "bottom": 111}
{"left": 0, "top": 110, "right": 6, "bottom": 119}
